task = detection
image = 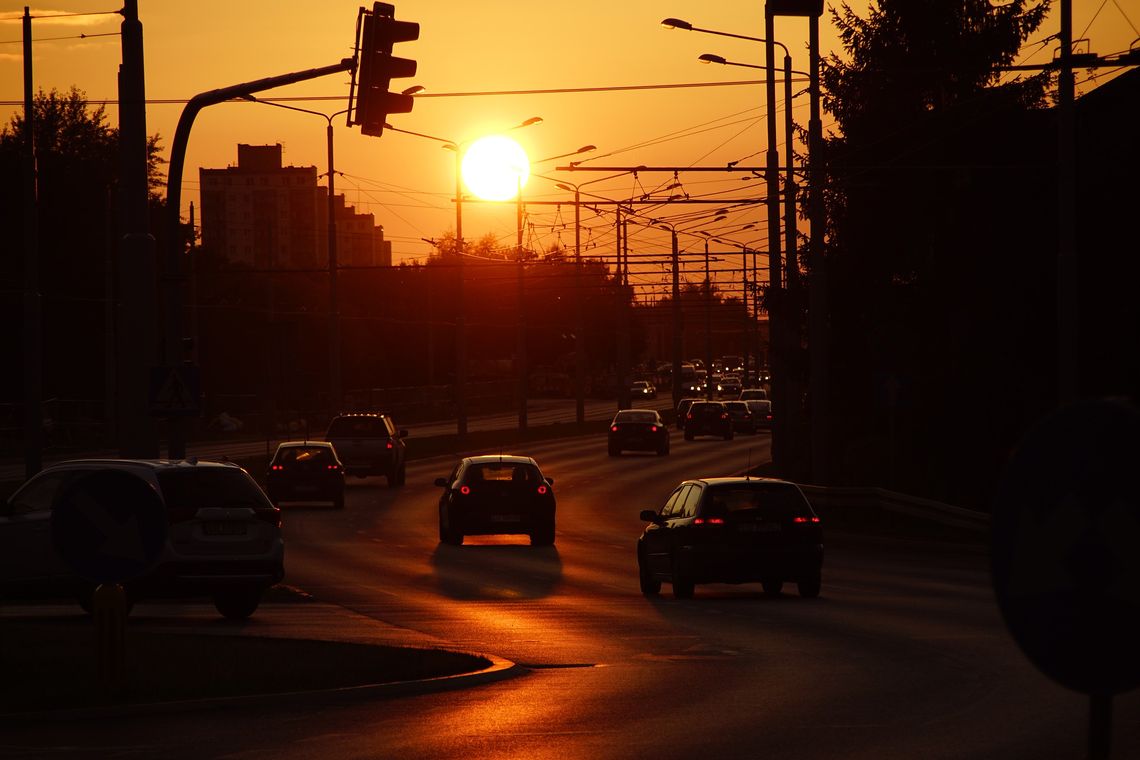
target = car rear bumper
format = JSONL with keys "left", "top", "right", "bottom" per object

{"left": 678, "top": 543, "right": 822, "bottom": 583}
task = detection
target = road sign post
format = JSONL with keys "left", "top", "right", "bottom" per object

{"left": 992, "top": 399, "right": 1140, "bottom": 759}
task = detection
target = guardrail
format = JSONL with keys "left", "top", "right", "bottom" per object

{"left": 797, "top": 484, "right": 990, "bottom": 537}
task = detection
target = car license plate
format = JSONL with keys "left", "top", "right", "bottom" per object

{"left": 203, "top": 521, "right": 247, "bottom": 536}
{"left": 490, "top": 515, "right": 521, "bottom": 523}
{"left": 739, "top": 522, "right": 780, "bottom": 533}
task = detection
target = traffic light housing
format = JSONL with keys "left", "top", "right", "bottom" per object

{"left": 351, "top": 2, "right": 419, "bottom": 137}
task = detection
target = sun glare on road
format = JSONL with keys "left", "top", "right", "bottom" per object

{"left": 461, "top": 135, "right": 529, "bottom": 201}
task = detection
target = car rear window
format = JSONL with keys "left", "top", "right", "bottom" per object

{"left": 274, "top": 446, "right": 334, "bottom": 465}
{"left": 326, "top": 416, "right": 388, "bottom": 437}
{"left": 157, "top": 469, "right": 273, "bottom": 511}
{"left": 466, "top": 463, "right": 541, "bottom": 484}
{"left": 702, "top": 483, "right": 813, "bottom": 520}
{"left": 615, "top": 411, "right": 657, "bottom": 424}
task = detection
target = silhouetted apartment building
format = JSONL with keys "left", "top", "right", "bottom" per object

{"left": 199, "top": 144, "right": 392, "bottom": 270}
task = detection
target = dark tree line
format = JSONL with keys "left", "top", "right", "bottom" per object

{"left": 810, "top": 0, "right": 1138, "bottom": 507}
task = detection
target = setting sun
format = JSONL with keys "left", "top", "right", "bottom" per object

{"left": 460, "top": 135, "right": 529, "bottom": 201}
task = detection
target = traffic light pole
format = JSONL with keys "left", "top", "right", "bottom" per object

{"left": 162, "top": 59, "right": 355, "bottom": 458}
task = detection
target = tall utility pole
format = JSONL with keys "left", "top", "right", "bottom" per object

{"left": 117, "top": 0, "right": 159, "bottom": 458}
{"left": 806, "top": 6, "right": 829, "bottom": 484}
{"left": 21, "top": 7, "right": 42, "bottom": 478}
{"left": 517, "top": 178, "right": 527, "bottom": 432}
{"left": 1057, "top": 0, "right": 1077, "bottom": 405}
{"left": 326, "top": 118, "right": 342, "bottom": 417}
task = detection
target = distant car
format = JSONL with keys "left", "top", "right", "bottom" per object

{"left": 717, "top": 374, "right": 742, "bottom": 398}
{"left": 266, "top": 441, "right": 346, "bottom": 509}
{"left": 435, "top": 455, "right": 556, "bottom": 546}
{"left": 739, "top": 388, "right": 768, "bottom": 402}
{"left": 324, "top": 412, "right": 408, "bottom": 486}
{"left": 637, "top": 476, "right": 823, "bottom": 599}
{"left": 675, "top": 397, "right": 702, "bottom": 430}
{"left": 630, "top": 380, "right": 657, "bottom": 399}
{"left": 722, "top": 401, "right": 757, "bottom": 434}
{"left": 684, "top": 401, "right": 734, "bottom": 441}
{"left": 745, "top": 399, "right": 773, "bottom": 430}
{"left": 609, "top": 409, "right": 670, "bottom": 456}
{"left": 0, "top": 459, "right": 284, "bottom": 619}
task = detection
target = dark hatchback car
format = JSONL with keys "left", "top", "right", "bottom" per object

{"left": 0, "top": 459, "right": 284, "bottom": 619}
{"left": 266, "top": 441, "right": 346, "bottom": 509}
{"left": 324, "top": 412, "right": 408, "bottom": 486}
{"left": 683, "top": 401, "right": 734, "bottom": 440}
{"left": 675, "top": 397, "right": 702, "bottom": 430}
{"left": 722, "top": 401, "right": 757, "bottom": 435}
{"left": 609, "top": 409, "right": 670, "bottom": 456}
{"left": 745, "top": 399, "right": 773, "bottom": 430}
{"left": 435, "top": 455, "right": 556, "bottom": 546}
{"left": 637, "top": 477, "right": 822, "bottom": 599}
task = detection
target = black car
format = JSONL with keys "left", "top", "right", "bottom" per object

{"left": 324, "top": 412, "right": 408, "bottom": 486}
{"left": 675, "top": 397, "right": 702, "bottom": 430}
{"left": 722, "top": 401, "right": 757, "bottom": 435}
{"left": 435, "top": 455, "right": 556, "bottom": 546}
{"left": 683, "top": 401, "right": 734, "bottom": 440}
{"left": 0, "top": 459, "right": 284, "bottom": 619}
{"left": 637, "top": 477, "right": 823, "bottom": 599}
{"left": 609, "top": 409, "right": 670, "bottom": 456}
{"left": 266, "top": 441, "right": 346, "bottom": 509}
{"left": 745, "top": 399, "right": 773, "bottom": 430}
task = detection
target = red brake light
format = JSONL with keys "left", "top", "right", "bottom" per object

{"left": 650, "top": 425, "right": 658, "bottom": 432}
{"left": 271, "top": 464, "right": 284, "bottom": 471}
{"left": 537, "top": 485, "right": 548, "bottom": 495}
{"left": 327, "top": 464, "right": 341, "bottom": 471}
{"left": 693, "top": 517, "right": 725, "bottom": 525}
{"left": 611, "top": 425, "right": 619, "bottom": 432}
{"left": 386, "top": 440, "right": 394, "bottom": 450}
{"left": 721, "top": 413, "right": 729, "bottom": 420}
{"left": 686, "top": 412, "right": 693, "bottom": 420}
{"left": 459, "top": 485, "right": 471, "bottom": 495}
{"left": 793, "top": 516, "right": 821, "bottom": 523}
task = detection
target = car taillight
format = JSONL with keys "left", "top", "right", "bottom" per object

{"left": 537, "top": 485, "right": 548, "bottom": 495}
{"left": 386, "top": 440, "right": 394, "bottom": 450}
{"left": 255, "top": 507, "right": 282, "bottom": 528}
{"left": 459, "top": 485, "right": 471, "bottom": 495}
{"left": 271, "top": 464, "right": 284, "bottom": 471}
{"left": 793, "top": 516, "right": 821, "bottom": 523}
{"left": 686, "top": 413, "right": 693, "bottom": 420}
{"left": 721, "top": 413, "right": 729, "bottom": 420}
{"left": 611, "top": 425, "right": 620, "bottom": 432}
{"left": 327, "top": 464, "right": 341, "bottom": 471}
{"left": 693, "top": 517, "right": 725, "bottom": 525}
{"left": 766, "top": 414, "right": 773, "bottom": 421}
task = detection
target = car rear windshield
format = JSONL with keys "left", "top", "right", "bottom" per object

{"left": 690, "top": 403, "right": 721, "bottom": 414}
{"left": 724, "top": 402, "right": 749, "bottom": 411}
{"left": 326, "top": 416, "right": 388, "bottom": 437}
{"left": 274, "top": 446, "right": 334, "bottom": 465}
{"left": 157, "top": 469, "right": 273, "bottom": 511}
{"left": 615, "top": 411, "right": 657, "bottom": 424}
{"left": 702, "top": 483, "right": 813, "bottom": 520}
{"left": 465, "top": 463, "right": 542, "bottom": 485}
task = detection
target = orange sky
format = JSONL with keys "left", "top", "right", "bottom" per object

{"left": 2, "top": 1, "right": 1136, "bottom": 295}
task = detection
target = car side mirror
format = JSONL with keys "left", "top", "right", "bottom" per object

{"left": 640, "top": 509, "right": 661, "bottom": 523}
{"left": 434, "top": 477, "right": 448, "bottom": 488}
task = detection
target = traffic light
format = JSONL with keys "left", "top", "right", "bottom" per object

{"left": 351, "top": 2, "right": 419, "bottom": 137}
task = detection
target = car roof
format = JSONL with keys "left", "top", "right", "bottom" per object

{"left": 275, "top": 441, "right": 334, "bottom": 449}
{"left": 463, "top": 455, "right": 539, "bottom": 466}
{"left": 48, "top": 458, "right": 243, "bottom": 471}
{"left": 687, "top": 476, "right": 797, "bottom": 487}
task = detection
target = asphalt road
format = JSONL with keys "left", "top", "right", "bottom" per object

{"left": 5, "top": 429, "right": 1138, "bottom": 758}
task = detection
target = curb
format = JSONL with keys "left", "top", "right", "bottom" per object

{"left": 0, "top": 642, "right": 527, "bottom": 722}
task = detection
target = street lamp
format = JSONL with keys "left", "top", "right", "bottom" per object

{"left": 242, "top": 95, "right": 353, "bottom": 421}
{"left": 386, "top": 116, "right": 542, "bottom": 438}
{"left": 674, "top": 13, "right": 811, "bottom": 475}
